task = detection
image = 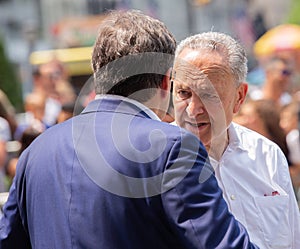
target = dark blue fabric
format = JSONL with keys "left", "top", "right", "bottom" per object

{"left": 0, "top": 97, "right": 259, "bottom": 249}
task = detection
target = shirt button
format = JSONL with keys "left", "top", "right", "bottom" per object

{"left": 230, "top": 195, "right": 236, "bottom": 200}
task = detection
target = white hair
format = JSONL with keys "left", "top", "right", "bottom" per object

{"left": 175, "top": 32, "right": 248, "bottom": 84}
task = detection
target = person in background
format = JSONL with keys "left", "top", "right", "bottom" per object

{"left": 234, "top": 98, "right": 289, "bottom": 161}
{"left": 0, "top": 10, "right": 258, "bottom": 249}
{"left": 6, "top": 91, "right": 47, "bottom": 188}
{"left": 0, "top": 90, "right": 17, "bottom": 140}
{"left": 280, "top": 101, "right": 300, "bottom": 201}
{"left": 0, "top": 125, "right": 8, "bottom": 192}
{"left": 249, "top": 56, "right": 294, "bottom": 106}
{"left": 14, "top": 92, "right": 47, "bottom": 141}
{"left": 172, "top": 31, "right": 300, "bottom": 249}
{"left": 55, "top": 79, "right": 76, "bottom": 106}
{"left": 56, "top": 101, "right": 75, "bottom": 124}
{"left": 0, "top": 90, "right": 16, "bottom": 192}
{"left": 6, "top": 126, "right": 42, "bottom": 186}
{"left": 31, "top": 60, "right": 65, "bottom": 126}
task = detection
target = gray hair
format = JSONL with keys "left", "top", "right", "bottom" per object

{"left": 175, "top": 32, "right": 248, "bottom": 84}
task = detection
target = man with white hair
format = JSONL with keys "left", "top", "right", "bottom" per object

{"left": 173, "top": 31, "right": 300, "bottom": 249}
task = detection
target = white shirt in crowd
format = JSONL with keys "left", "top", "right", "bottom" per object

{"left": 43, "top": 97, "right": 62, "bottom": 126}
{"left": 210, "top": 122, "right": 300, "bottom": 249}
{"left": 249, "top": 87, "right": 292, "bottom": 106}
{"left": 0, "top": 117, "right": 11, "bottom": 142}
{"left": 0, "top": 117, "right": 10, "bottom": 193}
{"left": 286, "top": 129, "right": 300, "bottom": 165}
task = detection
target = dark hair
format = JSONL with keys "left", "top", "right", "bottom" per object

{"left": 19, "top": 127, "right": 42, "bottom": 156}
{"left": 61, "top": 102, "right": 75, "bottom": 113}
{"left": 91, "top": 10, "right": 176, "bottom": 102}
{"left": 32, "top": 65, "right": 41, "bottom": 77}
{"left": 251, "top": 99, "right": 289, "bottom": 159}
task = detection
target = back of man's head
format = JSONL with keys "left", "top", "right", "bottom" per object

{"left": 92, "top": 10, "right": 176, "bottom": 102}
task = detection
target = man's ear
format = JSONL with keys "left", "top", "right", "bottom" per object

{"left": 233, "top": 82, "right": 248, "bottom": 113}
{"left": 161, "top": 68, "right": 172, "bottom": 97}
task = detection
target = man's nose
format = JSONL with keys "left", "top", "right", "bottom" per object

{"left": 186, "top": 96, "right": 205, "bottom": 118}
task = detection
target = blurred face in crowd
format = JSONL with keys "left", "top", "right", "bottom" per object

{"left": 265, "top": 59, "right": 293, "bottom": 92}
{"left": 234, "top": 100, "right": 272, "bottom": 139}
{"left": 173, "top": 48, "right": 247, "bottom": 153}
{"left": 25, "top": 93, "right": 46, "bottom": 122}
{"left": 280, "top": 105, "right": 298, "bottom": 135}
{"left": 37, "top": 62, "right": 64, "bottom": 94}
{"left": 234, "top": 101, "right": 258, "bottom": 131}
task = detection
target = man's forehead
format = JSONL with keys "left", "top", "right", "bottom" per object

{"left": 175, "top": 48, "right": 229, "bottom": 71}
{"left": 173, "top": 62, "right": 231, "bottom": 86}
{"left": 173, "top": 62, "right": 206, "bottom": 82}
{"left": 173, "top": 50, "right": 233, "bottom": 86}
{"left": 173, "top": 74, "right": 216, "bottom": 94}
{"left": 176, "top": 47, "right": 227, "bottom": 62}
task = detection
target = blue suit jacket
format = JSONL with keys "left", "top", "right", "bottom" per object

{"left": 0, "top": 97, "right": 258, "bottom": 248}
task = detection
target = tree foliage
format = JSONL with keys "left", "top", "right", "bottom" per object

{"left": 0, "top": 38, "right": 23, "bottom": 111}
{"left": 287, "top": 0, "right": 300, "bottom": 24}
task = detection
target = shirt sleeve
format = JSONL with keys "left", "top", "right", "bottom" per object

{"left": 161, "top": 132, "right": 259, "bottom": 249}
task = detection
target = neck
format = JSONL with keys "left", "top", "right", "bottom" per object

{"left": 149, "top": 108, "right": 165, "bottom": 120}
{"left": 207, "top": 130, "right": 229, "bottom": 161}
{"left": 142, "top": 89, "right": 169, "bottom": 121}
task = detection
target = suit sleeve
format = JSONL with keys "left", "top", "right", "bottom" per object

{"left": 0, "top": 151, "right": 31, "bottom": 248}
{"left": 161, "top": 132, "right": 259, "bottom": 249}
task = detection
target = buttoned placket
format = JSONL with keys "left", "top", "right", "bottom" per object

{"left": 217, "top": 145, "right": 247, "bottom": 227}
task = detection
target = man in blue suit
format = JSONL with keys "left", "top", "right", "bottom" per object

{"left": 0, "top": 10, "right": 258, "bottom": 248}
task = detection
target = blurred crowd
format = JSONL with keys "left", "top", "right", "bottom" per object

{"left": 1, "top": 29, "right": 300, "bottom": 209}
{"left": 0, "top": 59, "right": 78, "bottom": 191}
{"left": 234, "top": 53, "right": 300, "bottom": 203}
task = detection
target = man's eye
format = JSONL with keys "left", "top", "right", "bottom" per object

{"left": 176, "top": 90, "right": 191, "bottom": 99}
{"left": 201, "top": 93, "right": 220, "bottom": 103}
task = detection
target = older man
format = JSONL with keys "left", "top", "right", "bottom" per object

{"left": 173, "top": 31, "right": 300, "bottom": 249}
{"left": 0, "top": 12, "right": 258, "bottom": 249}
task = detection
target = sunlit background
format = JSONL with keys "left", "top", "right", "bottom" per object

{"left": 1, "top": 0, "right": 300, "bottom": 207}
{"left": 0, "top": 0, "right": 298, "bottom": 110}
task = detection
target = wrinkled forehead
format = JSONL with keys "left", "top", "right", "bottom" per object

{"left": 173, "top": 48, "right": 233, "bottom": 89}
{"left": 172, "top": 67, "right": 212, "bottom": 93}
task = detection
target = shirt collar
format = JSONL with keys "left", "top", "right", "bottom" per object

{"left": 209, "top": 122, "right": 244, "bottom": 163}
{"left": 95, "top": 94, "right": 161, "bottom": 121}
{"left": 228, "top": 122, "right": 246, "bottom": 150}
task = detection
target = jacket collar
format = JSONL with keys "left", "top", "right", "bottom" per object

{"left": 81, "top": 94, "right": 161, "bottom": 121}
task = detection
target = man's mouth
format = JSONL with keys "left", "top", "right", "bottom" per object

{"left": 184, "top": 121, "right": 210, "bottom": 134}
{"left": 186, "top": 121, "right": 208, "bottom": 127}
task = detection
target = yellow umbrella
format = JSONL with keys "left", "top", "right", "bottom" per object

{"left": 253, "top": 24, "right": 300, "bottom": 57}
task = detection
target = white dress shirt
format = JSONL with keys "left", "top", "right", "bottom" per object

{"left": 0, "top": 117, "right": 11, "bottom": 141}
{"left": 210, "top": 122, "right": 300, "bottom": 249}
{"left": 249, "top": 87, "right": 292, "bottom": 106}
